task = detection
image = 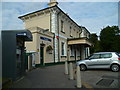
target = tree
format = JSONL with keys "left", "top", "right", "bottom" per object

{"left": 100, "top": 26, "right": 120, "bottom": 52}
{"left": 89, "top": 33, "right": 100, "bottom": 54}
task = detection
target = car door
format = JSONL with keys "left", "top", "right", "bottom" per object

{"left": 97, "top": 53, "right": 112, "bottom": 68}
{"left": 86, "top": 54, "right": 100, "bottom": 68}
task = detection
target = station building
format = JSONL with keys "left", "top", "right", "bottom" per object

{"left": 18, "top": 0, "right": 92, "bottom": 66}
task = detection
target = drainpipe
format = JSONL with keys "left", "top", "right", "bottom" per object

{"left": 53, "top": 34, "right": 55, "bottom": 63}
{"left": 50, "top": 11, "right": 52, "bottom": 32}
{"left": 57, "top": 12, "right": 60, "bottom": 62}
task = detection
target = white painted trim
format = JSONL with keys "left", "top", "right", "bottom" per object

{"left": 61, "top": 40, "right": 67, "bottom": 56}
{"left": 25, "top": 14, "right": 50, "bottom": 22}
{"left": 55, "top": 34, "right": 67, "bottom": 39}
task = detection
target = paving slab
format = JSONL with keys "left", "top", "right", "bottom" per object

{"left": 11, "top": 65, "right": 80, "bottom": 88}
{"left": 11, "top": 64, "right": 119, "bottom": 89}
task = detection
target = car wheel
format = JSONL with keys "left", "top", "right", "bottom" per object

{"left": 80, "top": 64, "right": 87, "bottom": 71}
{"left": 111, "top": 64, "right": 119, "bottom": 72}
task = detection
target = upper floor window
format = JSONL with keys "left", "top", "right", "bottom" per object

{"left": 70, "top": 26, "right": 72, "bottom": 37}
{"left": 61, "top": 20, "right": 65, "bottom": 33}
{"left": 79, "top": 33, "right": 81, "bottom": 38}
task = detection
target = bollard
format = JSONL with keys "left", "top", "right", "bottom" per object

{"left": 65, "top": 60, "right": 68, "bottom": 75}
{"left": 76, "top": 65, "right": 82, "bottom": 88}
{"left": 69, "top": 63, "right": 74, "bottom": 80}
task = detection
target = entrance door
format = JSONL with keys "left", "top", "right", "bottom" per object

{"left": 40, "top": 46, "right": 44, "bottom": 65}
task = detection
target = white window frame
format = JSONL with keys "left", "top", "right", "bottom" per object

{"left": 61, "top": 41, "right": 66, "bottom": 56}
{"left": 61, "top": 20, "right": 65, "bottom": 33}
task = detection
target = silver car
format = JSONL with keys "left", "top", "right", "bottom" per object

{"left": 77, "top": 52, "right": 120, "bottom": 72}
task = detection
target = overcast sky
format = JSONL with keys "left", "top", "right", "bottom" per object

{"left": 1, "top": 1, "right": 118, "bottom": 35}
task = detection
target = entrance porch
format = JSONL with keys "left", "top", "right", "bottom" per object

{"left": 67, "top": 38, "right": 92, "bottom": 62}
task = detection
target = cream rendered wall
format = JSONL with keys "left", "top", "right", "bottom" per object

{"left": 59, "top": 37, "right": 67, "bottom": 62}
{"left": 24, "top": 8, "right": 88, "bottom": 63}
{"left": 25, "top": 29, "right": 54, "bottom": 64}
{"left": 25, "top": 32, "right": 40, "bottom": 64}
{"left": 58, "top": 14, "right": 80, "bottom": 39}
{"left": 37, "top": 34, "right": 54, "bottom": 64}
{"left": 35, "top": 33, "right": 40, "bottom": 64}
{"left": 24, "top": 13, "right": 50, "bottom": 30}
{"left": 24, "top": 12, "right": 53, "bottom": 64}
{"left": 23, "top": 10, "right": 55, "bottom": 64}
{"left": 25, "top": 33, "right": 37, "bottom": 52}
{"left": 58, "top": 14, "right": 81, "bottom": 62}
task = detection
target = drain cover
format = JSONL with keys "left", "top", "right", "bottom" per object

{"left": 96, "top": 78, "right": 114, "bottom": 86}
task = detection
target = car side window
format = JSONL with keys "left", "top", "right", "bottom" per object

{"left": 90, "top": 54, "right": 100, "bottom": 59}
{"left": 100, "top": 53, "right": 112, "bottom": 58}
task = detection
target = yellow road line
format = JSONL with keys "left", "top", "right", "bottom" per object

{"left": 82, "top": 81, "right": 94, "bottom": 90}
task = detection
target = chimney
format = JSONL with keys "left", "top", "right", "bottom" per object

{"left": 48, "top": 0, "right": 58, "bottom": 7}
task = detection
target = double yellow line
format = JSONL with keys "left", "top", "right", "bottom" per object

{"left": 82, "top": 81, "right": 94, "bottom": 90}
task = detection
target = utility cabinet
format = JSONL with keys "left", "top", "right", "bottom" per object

{"left": 2, "top": 30, "right": 32, "bottom": 81}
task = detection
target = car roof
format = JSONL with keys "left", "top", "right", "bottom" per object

{"left": 94, "top": 52, "right": 116, "bottom": 54}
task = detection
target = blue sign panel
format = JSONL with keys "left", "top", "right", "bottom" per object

{"left": 16, "top": 32, "right": 27, "bottom": 36}
{"left": 40, "top": 37, "right": 51, "bottom": 42}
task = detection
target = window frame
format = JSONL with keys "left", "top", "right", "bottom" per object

{"left": 70, "top": 26, "right": 73, "bottom": 37}
{"left": 61, "top": 42, "right": 65, "bottom": 56}
{"left": 61, "top": 20, "right": 65, "bottom": 33}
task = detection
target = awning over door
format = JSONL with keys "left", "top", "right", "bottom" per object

{"left": 16, "top": 30, "right": 33, "bottom": 41}
{"left": 67, "top": 37, "right": 92, "bottom": 46}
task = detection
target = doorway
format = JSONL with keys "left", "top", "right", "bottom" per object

{"left": 40, "top": 46, "right": 44, "bottom": 65}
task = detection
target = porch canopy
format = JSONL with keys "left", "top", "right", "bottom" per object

{"left": 67, "top": 37, "right": 92, "bottom": 46}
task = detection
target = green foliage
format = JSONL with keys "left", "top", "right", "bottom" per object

{"left": 90, "top": 26, "right": 120, "bottom": 54}
{"left": 100, "top": 26, "right": 120, "bottom": 52}
{"left": 89, "top": 33, "right": 101, "bottom": 54}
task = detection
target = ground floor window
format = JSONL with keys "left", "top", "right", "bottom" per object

{"left": 61, "top": 42, "right": 65, "bottom": 55}
{"left": 77, "top": 46, "right": 80, "bottom": 56}
{"left": 70, "top": 45, "right": 74, "bottom": 56}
